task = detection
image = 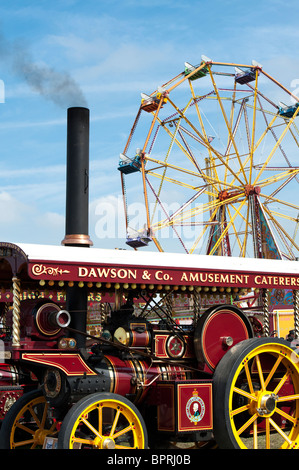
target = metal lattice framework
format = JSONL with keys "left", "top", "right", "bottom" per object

{"left": 119, "top": 56, "right": 299, "bottom": 259}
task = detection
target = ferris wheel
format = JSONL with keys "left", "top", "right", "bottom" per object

{"left": 118, "top": 56, "right": 299, "bottom": 259}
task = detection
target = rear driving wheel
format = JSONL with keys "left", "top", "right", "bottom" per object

{"left": 213, "top": 338, "right": 299, "bottom": 449}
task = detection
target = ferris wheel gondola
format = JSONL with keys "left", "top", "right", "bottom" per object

{"left": 119, "top": 56, "right": 299, "bottom": 259}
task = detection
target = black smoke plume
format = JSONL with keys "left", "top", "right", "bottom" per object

{"left": 0, "top": 31, "right": 87, "bottom": 108}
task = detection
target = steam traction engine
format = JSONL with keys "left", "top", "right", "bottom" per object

{"left": 0, "top": 242, "right": 299, "bottom": 449}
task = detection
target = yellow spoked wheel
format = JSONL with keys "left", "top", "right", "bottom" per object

{"left": 57, "top": 392, "right": 148, "bottom": 449}
{"left": 213, "top": 338, "right": 299, "bottom": 449}
{"left": 0, "top": 389, "right": 59, "bottom": 449}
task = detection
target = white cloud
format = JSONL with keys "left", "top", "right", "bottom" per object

{"left": 0, "top": 191, "right": 32, "bottom": 225}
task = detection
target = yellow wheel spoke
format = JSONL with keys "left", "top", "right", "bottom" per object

{"left": 265, "top": 418, "right": 270, "bottom": 449}
{"left": 273, "top": 370, "right": 291, "bottom": 395}
{"left": 72, "top": 437, "right": 96, "bottom": 446}
{"left": 233, "top": 386, "right": 257, "bottom": 402}
{"left": 278, "top": 393, "right": 299, "bottom": 402}
{"left": 80, "top": 416, "right": 102, "bottom": 439}
{"left": 230, "top": 403, "right": 251, "bottom": 417}
{"left": 236, "top": 413, "right": 258, "bottom": 436}
{"left": 268, "top": 417, "right": 293, "bottom": 446}
{"left": 109, "top": 408, "right": 121, "bottom": 437}
{"left": 112, "top": 424, "right": 133, "bottom": 439}
{"left": 13, "top": 438, "right": 36, "bottom": 448}
{"left": 275, "top": 406, "right": 298, "bottom": 425}
{"left": 244, "top": 361, "right": 255, "bottom": 395}
{"left": 264, "top": 355, "right": 284, "bottom": 388}
{"left": 28, "top": 404, "right": 42, "bottom": 428}
{"left": 15, "top": 422, "right": 35, "bottom": 436}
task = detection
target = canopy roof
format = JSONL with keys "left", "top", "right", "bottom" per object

{"left": 1, "top": 241, "right": 299, "bottom": 290}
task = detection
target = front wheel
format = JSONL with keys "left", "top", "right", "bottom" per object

{"left": 57, "top": 392, "right": 148, "bottom": 449}
{"left": 213, "top": 337, "right": 299, "bottom": 449}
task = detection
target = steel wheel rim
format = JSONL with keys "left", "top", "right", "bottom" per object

{"left": 228, "top": 341, "right": 299, "bottom": 449}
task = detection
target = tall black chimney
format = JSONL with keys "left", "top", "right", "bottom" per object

{"left": 62, "top": 107, "right": 93, "bottom": 247}
{"left": 62, "top": 107, "right": 93, "bottom": 349}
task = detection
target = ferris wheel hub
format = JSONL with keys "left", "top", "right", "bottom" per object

{"left": 244, "top": 185, "right": 261, "bottom": 197}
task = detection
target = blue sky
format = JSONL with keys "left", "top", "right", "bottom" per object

{"left": 0, "top": 0, "right": 299, "bottom": 252}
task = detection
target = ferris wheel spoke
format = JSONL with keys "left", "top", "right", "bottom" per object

{"left": 208, "top": 66, "right": 248, "bottom": 185}
{"left": 189, "top": 205, "right": 220, "bottom": 254}
{"left": 261, "top": 173, "right": 299, "bottom": 202}
{"left": 241, "top": 201, "right": 251, "bottom": 257}
{"left": 227, "top": 201, "right": 251, "bottom": 256}
{"left": 160, "top": 188, "right": 207, "bottom": 226}
{"left": 259, "top": 192, "right": 299, "bottom": 211}
{"left": 145, "top": 176, "right": 190, "bottom": 253}
{"left": 208, "top": 198, "right": 248, "bottom": 255}
{"left": 248, "top": 69, "right": 259, "bottom": 184}
{"left": 262, "top": 203, "right": 299, "bottom": 253}
{"left": 253, "top": 106, "right": 299, "bottom": 186}
{"left": 167, "top": 95, "right": 245, "bottom": 186}
{"left": 223, "top": 98, "right": 247, "bottom": 186}
{"left": 229, "top": 113, "right": 275, "bottom": 187}
{"left": 226, "top": 206, "right": 244, "bottom": 254}
{"left": 145, "top": 156, "right": 242, "bottom": 193}
{"left": 289, "top": 121, "right": 299, "bottom": 142}
{"left": 257, "top": 96, "right": 299, "bottom": 185}
{"left": 152, "top": 116, "right": 183, "bottom": 218}
{"left": 189, "top": 81, "right": 222, "bottom": 190}
{"left": 257, "top": 169, "right": 299, "bottom": 191}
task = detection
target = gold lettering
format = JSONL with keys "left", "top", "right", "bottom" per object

{"left": 117, "top": 269, "right": 127, "bottom": 279}
{"left": 110, "top": 268, "right": 117, "bottom": 278}
{"left": 88, "top": 267, "right": 97, "bottom": 278}
{"left": 96, "top": 268, "right": 110, "bottom": 278}
{"left": 180, "top": 272, "right": 188, "bottom": 282}
{"left": 128, "top": 269, "right": 137, "bottom": 280}
{"left": 220, "top": 274, "right": 229, "bottom": 283}
{"left": 78, "top": 267, "right": 88, "bottom": 277}
{"left": 189, "top": 272, "right": 199, "bottom": 282}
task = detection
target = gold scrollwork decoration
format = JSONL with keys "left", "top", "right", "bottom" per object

{"left": 32, "top": 264, "right": 70, "bottom": 277}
